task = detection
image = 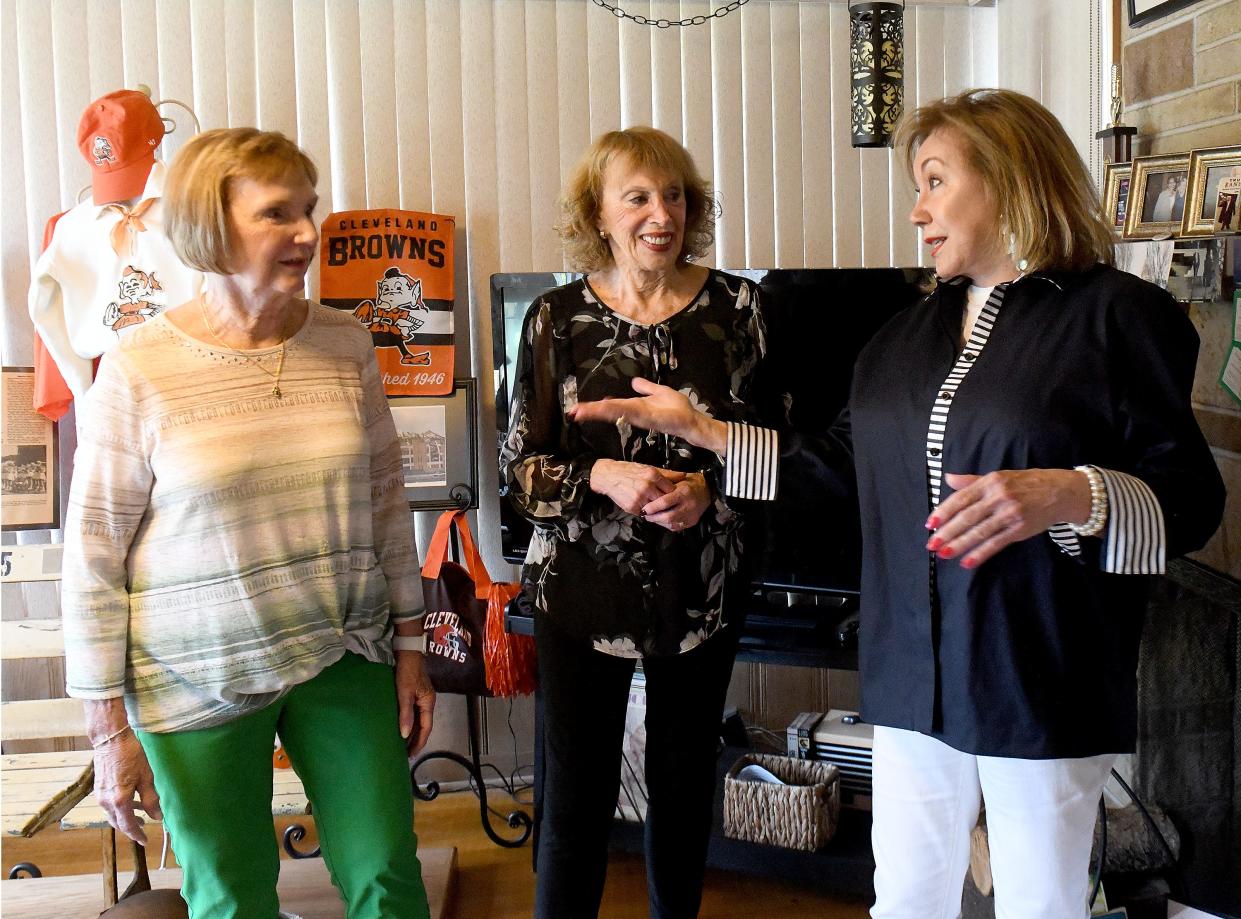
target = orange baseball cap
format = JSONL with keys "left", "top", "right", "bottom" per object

{"left": 77, "top": 90, "right": 166, "bottom": 203}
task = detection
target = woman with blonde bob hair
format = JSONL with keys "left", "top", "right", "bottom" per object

{"left": 894, "top": 87, "right": 1116, "bottom": 275}
{"left": 572, "top": 90, "right": 1223, "bottom": 918}
{"left": 501, "top": 126, "right": 771, "bottom": 918}
{"left": 62, "top": 127, "right": 435, "bottom": 918}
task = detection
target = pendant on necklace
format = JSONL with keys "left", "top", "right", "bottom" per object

{"left": 273, "top": 385, "right": 282, "bottom": 398}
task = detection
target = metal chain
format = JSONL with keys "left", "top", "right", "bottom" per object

{"left": 591, "top": 0, "right": 750, "bottom": 29}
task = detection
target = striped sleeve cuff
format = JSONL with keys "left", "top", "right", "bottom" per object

{"left": 1047, "top": 523, "right": 1082, "bottom": 558}
{"left": 1096, "top": 467, "right": 1166, "bottom": 575}
{"left": 722, "top": 422, "right": 778, "bottom": 501}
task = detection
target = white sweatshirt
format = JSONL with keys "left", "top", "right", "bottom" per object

{"left": 28, "top": 162, "right": 203, "bottom": 399}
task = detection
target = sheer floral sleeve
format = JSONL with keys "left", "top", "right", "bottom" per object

{"left": 500, "top": 297, "right": 596, "bottom": 541}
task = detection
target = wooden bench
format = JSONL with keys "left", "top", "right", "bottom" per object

{"left": 0, "top": 847, "right": 457, "bottom": 919}
{"left": 1, "top": 619, "right": 317, "bottom": 904}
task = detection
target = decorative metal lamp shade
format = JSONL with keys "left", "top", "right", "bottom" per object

{"left": 849, "top": 1, "right": 906, "bottom": 148}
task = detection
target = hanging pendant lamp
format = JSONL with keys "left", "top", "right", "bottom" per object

{"left": 849, "top": 1, "right": 906, "bottom": 148}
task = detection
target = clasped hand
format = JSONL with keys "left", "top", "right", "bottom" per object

{"left": 589, "top": 459, "right": 711, "bottom": 532}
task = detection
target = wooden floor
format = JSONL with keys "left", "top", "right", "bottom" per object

{"left": 0, "top": 788, "right": 869, "bottom": 918}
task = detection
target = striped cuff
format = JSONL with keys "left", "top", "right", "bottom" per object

{"left": 1096, "top": 467, "right": 1166, "bottom": 574}
{"left": 1047, "top": 523, "right": 1082, "bottom": 558}
{"left": 723, "top": 422, "right": 778, "bottom": 501}
{"left": 1047, "top": 468, "right": 1166, "bottom": 574}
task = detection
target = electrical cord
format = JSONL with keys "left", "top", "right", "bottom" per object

{"left": 441, "top": 699, "right": 535, "bottom": 824}
{"left": 744, "top": 725, "right": 786, "bottom": 753}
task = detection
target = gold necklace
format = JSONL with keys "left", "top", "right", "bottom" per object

{"left": 199, "top": 298, "right": 292, "bottom": 398}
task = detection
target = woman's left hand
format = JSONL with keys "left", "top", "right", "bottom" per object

{"left": 640, "top": 472, "right": 712, "bottom": 533}
{"left": 396, "top": 651, "right": 436, "bottom": 756}
{"left": 928, "top": 469, "right": 1091, "bottom": 569}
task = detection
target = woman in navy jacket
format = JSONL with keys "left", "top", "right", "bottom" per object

{"left": 571, "top": 89, "right": 1224, "bottom": 918}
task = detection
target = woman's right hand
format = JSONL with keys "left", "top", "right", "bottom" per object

{"left": 86, "top": 700, "right": 162, "bottom": 845}
{"left": 589, "top": 458, "right": 686, "bottom": 516}
{"left": 570, "top": 378, "right": 728, "bottom": 454}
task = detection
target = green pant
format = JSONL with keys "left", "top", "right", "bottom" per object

{"left": 138, "top": 653, "right": 429, "bottom": 919}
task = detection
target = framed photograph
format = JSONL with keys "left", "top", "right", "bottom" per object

{"left": 1167, "top": 238, "right": 1225, "bottom": 302}
{"left": 1127, "top": 0, "right": 1202, "bottom": 27}
{"left": 388, "top": 378, "right": 478, "bottom": 511}
{"left": 1181, "top": 145, "right": 1241, "bottom": 237}
{"left": 1124, "top": 153, "right": 1192, "bottom": 240}
{"left": 1102, "top": 162, "right": 1133, "bottom": 235}
{"left": 2, "top": 367, "right": 60, "bottom": 531}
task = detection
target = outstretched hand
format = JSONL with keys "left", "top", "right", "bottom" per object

{"left": 569, "top": 378, "right": 727, "bottom": 454}
{"left": 927, "top": 469, "right": 1091, "bottom": 569}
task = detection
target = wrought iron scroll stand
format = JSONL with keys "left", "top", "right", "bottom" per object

{"left": 284, "top": 483, "right": 531, "bottom": 857}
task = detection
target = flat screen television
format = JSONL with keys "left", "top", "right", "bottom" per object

{"left": 491, "top": 267, "right": 934, "bottom": 596}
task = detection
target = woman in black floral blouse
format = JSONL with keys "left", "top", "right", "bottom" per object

{"left": 500, "top": 127, "right": 775, "bottom": 919}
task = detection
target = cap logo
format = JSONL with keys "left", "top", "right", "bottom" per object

{"left": 92, "top": 136, "right": 116, "bottom": 165}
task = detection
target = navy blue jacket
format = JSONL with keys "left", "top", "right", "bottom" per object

{"left": 778, "top": 264, "right": 1224, "bottom": 758}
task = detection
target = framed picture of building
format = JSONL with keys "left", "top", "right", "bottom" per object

{"left": 388, "top": 378, "right": 478, "bottom": 511}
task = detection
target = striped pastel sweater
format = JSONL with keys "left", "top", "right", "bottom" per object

{"left": 62, "top": 303, "right": 424, "bottom": 733}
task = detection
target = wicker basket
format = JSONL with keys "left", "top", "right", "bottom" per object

{"left": 722, "top": 753, "right": 841, "bottom": 851}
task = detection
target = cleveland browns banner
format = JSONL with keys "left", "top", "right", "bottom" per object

{"left": 319, "top": 209, "right": 455, "bottom": 396}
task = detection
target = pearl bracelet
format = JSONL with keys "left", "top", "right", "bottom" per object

{"left": 1069, "top": 465, "right": 1108, "bottom": 538}
{"left": 91, "top": 723, "right": 133, "bottom": 749}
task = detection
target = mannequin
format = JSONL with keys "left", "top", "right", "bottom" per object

{"left": 28, "top": 88, "right": 202, "bottom": 402}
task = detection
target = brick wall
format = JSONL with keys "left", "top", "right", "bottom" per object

{"left": 1124, "top": 0, "right": 1241, "bottom": 579}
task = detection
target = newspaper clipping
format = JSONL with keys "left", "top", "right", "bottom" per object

{"left": 2, "top": 367, "right": 59, "bottom": 530}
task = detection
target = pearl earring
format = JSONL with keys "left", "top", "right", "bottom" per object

{"left": 1007, "top": 231, "right": 1029, "bottom": 273}
{"left": 599, "top": 230, "right": 607, "bottom": 239}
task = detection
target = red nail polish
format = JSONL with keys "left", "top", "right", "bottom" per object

{"left": 961, "top": 557, "right": 978, "bottom": 569}
{"left": 927, "top": 537, "right": 942, "bottom": 552}
{"left": 927, "top": 517, "right": 939, "bottom": 529}
{"left": 938, "top": 546, "right": 955, "bottom": 559}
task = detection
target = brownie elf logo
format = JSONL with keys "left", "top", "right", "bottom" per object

{"left": 319, "top": 209, "right": 455, "bottom": 396}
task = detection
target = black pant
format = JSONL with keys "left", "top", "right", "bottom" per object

{"left": 534, "top": 615, "right": 741, "bottom": 919}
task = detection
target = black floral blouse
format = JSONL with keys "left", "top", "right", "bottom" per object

{"left": 500, "top": 270, "right": 768, "bottom": 658}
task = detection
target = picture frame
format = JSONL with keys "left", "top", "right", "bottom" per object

{"left": 388, "top": 378, "right": 478, "bottom": 511}
{"left": 1181, "top": 144, "right": 1241, "bottom": 237}
{"left": 2, "top": 366, "right": 60, "bottom": 532}
{"left": 1102, "top": 162, "right": 1134, "bottom": 235}
{"left": 1127, "top": 0, "right": 1202, "bottom": 28}
{"left": 1124, "top": 153, "right": 1192, "bottom": 240}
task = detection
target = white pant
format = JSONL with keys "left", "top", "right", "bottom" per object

{"left": 870, "top": 726, "right": 1115, "bottom": 919}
